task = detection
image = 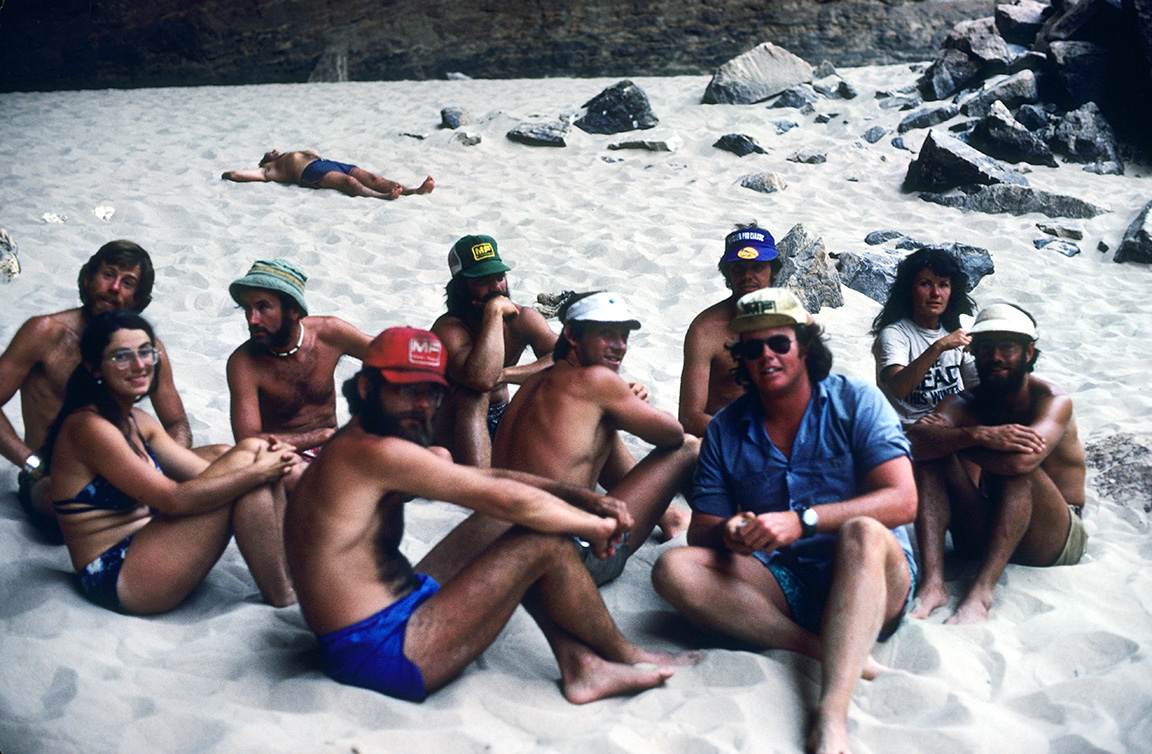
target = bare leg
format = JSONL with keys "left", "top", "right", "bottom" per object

{"left": 351, "top": 168, "right": 434, "bottom": 197}
{"left": 454, "top": 388, "right": 493, "bottom": 467}
{"left": 407, "top": 527, "right": 686, "bottom": 701}
{"left": 314, "top": 171, "right": 396, "bottom": 199}
{"left": 653, "top": 546, "right": 821, "bottom": 658}
{"left": 949, "top": 468, "right": 1070, "bottom": 624}
{"left": 116, "top": 439, "right": 291, "bottom": 614}
{"left": 231, "top": 478, "right": 296, "bottom": 607}
{"left": 910, "top": 455, "right": 981, "bottom": 619}
{"left": 809, "top": 519, "right": 912, "bottom": 754}
{"left": 608, "top": 435, "right": 700, "bottom": 548}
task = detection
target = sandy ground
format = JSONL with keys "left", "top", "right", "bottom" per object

{"left": 1, "top": 65, "right": 1151, "bottom": 754}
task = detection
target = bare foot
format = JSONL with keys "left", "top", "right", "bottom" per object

{"left": 657, "top": 505, "right": 691, "bottom": 542}
{"left": 807, "top": 711, "right": 853, "bottom": 754}
{"left": 559, "top": 653, "right": 675, "bottom": 704}
{"left": 944, "top": 591, "right": 992, "bottom": 625}
{"left": 414, "top": 175, "right": 435, "bottom": 194}
{"left": 909, "top": 581, "right": 950, "bottom": 620}
{"left": 387, "top": 184, "right": 403, "bottom": 200}
{"left": 617, "top": 644, "right": 701, "bottom": 668}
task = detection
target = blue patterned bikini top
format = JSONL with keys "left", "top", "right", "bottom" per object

{"left": 54, "top": 443, "right": 160, "bottom": 515}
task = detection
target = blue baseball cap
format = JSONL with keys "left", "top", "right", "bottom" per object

{"left": 721, "top": 227, "right": 777, "bottom": 264}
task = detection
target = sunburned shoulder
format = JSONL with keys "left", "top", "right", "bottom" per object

{"left": 1028, "top": 374, "right": 1068, "bottom": 401}
{"left": 689, "top": 298, "right": 738, "bottom": 329}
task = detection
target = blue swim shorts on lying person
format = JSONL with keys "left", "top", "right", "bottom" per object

{"left": 299, "top": 159, "right": 357, "bottom": 187}
{"left": 316, "top": 573, "right": 440, "bottom": 701}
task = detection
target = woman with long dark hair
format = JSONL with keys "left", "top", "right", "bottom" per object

{"left": 871, "top": 248, "right": 978, "bottom": 424}
{"left": 43, "top": 310, "right": 297, "bottom": 614}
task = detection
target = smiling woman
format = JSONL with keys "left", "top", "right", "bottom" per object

{"left": 871, "top": 248, "right": 979, "bottom": 425}
{"left": 39, "top": 311, "right": 298, "bottom": 615}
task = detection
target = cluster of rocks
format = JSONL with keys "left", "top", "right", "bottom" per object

{"left": 0, "top": 230, "right": 20, "bottom": 283}
{"left": 897, "top": 0, "right": 1152, "bottom": 263}
{"left": 836, "top": 232, "right": 996, "bottom": 304}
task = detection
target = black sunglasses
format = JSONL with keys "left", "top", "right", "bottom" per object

{"left": 732, "top": 335, "right": 794, "bottom": 360}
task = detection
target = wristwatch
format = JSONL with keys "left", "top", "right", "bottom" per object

{"left": 22, "top": 453, "right": 43, "bottom": 479}
{"left": 797, "top": 506, "right": 819, "bottom": 538}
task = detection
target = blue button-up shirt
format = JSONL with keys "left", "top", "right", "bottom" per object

{"left": 693, "top": 374, "right": 914, "bottom": 577}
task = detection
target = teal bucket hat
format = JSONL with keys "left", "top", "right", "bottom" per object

{"left": 229, "top": 259, "right": 308, "bottom": 315}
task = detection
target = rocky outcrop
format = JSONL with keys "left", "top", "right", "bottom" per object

{"left": 918, "top": 184, "right": 1108, "bottom": 218}
{"left": 703, "top": 43, "right": 813, "bottom": 105}
{"left": 774, "top": 224, "right": 844, "bottom": 313}
{"left": 1116, "top": 201, "right": 1152, "bottom": 265}
{"left": 0, "top": 0, "right": 994, "bottom": 92}
{"left": 574, "top": 80, "right": 658, "bottom": 134}
{"left": 903, "top": 131, "right": 1029, "bottom": 193}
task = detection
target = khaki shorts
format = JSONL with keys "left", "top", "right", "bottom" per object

{"left": 1050, "top": 505, "right": 1088, "bottom": 566}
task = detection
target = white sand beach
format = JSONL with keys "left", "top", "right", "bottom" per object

{"left": 1, "top": 64, "right": 1151, "bottom": 754}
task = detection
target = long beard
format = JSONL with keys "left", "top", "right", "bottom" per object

{"left": 974, "top": 360, "right": 1027, "bottom": 399}
{"left": 360, "top": 401, "right": 434, "bottom": 446}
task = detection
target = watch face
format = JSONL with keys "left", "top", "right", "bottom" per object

{"left": 802, "top": 508, "right": 818, "bottom": 526}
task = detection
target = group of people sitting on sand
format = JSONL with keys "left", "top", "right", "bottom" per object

{"left": 1, "top": 224, "right": 1086, "bottom": 754}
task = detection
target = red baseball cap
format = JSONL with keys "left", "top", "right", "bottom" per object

{"left": 365, "top": 327, "right": 449, "bottom": 386}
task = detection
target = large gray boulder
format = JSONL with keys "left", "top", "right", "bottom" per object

{"left": 918, "top": 184, "right": 1109, "bottom": 218}
{"left": 574, "top": 80, "right": 658, "bottom": 134}
{"left": 995, "top": 0, "right": 1049, "bottom": 46}
{"left": 774, "top": 224, "right": 843, "bottom": 312}
{"left": 1048, "top": 40, "right": 1110, "bottom": 109}
{"left": 839, "top": 242, "right": 993, "bottom": 303}
{"left": 903, "top": 131, "right": 1029, "bottom": 193}
{"left": 1050, "top": 101, "right": 1122, "bottom": 169}
{"left": 957, "top": 70, "right": 1040, "bottom": 117}
{"left": 703, "top": 42, "right": 814, "bottom": 105}
{"left": 898, "top": 104, "right": 960, "bottom": 133}
{"left": 918, "top": 47, "right": 984, "bottom": 100}
{"left": 966, "top": 100, "right": 1057, "bottom": 166}
{"left": 945, "top": 17, "right": 1013, "bottom": 73}
{"left": 1116, "top": 200, "right": 1152, "bottom": 264}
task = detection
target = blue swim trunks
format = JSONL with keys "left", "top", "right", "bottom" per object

{"left": 486, "top": 401, "right": 509, "bottom": 439}
{"left": 755, "top": 550, "right": 915, "bottom": 641}
{"left": 300, "top": 159, "right": 357, "bottom": 187}
{"left": 316, "top": 573, "right": 440, "bottom": 701}
{"left": 76, "top": 535, "right": 132, "bottom": 613}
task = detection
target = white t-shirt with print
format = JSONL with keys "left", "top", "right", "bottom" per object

{"left": 874, "top": 317, "right": 978, "bottom": 424}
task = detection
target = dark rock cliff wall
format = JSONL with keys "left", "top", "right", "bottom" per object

{"left": 0, "top": 0, "right": 991, "bottom": 92}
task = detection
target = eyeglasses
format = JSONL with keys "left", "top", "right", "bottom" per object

{"left": 972, "top": 339, "right": 1024, "bottom": 359}
{"left": 731, "top": 335, "right": 794, "bottom": 360}
{"left": 104, "top": 345, "right": 161, "bottom": 370}
{"left": 397, "top": 383, "right": 444, "bottom": 408}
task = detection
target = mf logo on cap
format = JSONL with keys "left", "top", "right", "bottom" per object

{"left": 408, "top": 337, "right": 443, "bottom": 367}
{"left": 470, "top": 242, "right": 495, "bottom": 261}
{"left": 736, "top": 247, "right": 759, "bottom": 260}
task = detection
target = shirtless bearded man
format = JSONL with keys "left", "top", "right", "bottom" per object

{"left": 431, "top": 235, "right": 558, "bottom": 466}
{"left": 286, "top": 327, "right": 695, "bottom": 704}
{"left": 226, "top": 259, "right": 370, "bottom": 487}
{"left": 906, "top": 303, "right": 1087, "bottom": 624}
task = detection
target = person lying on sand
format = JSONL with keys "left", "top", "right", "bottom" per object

{"left": 43, "top": 311, "right": 297, "bottom": 615}
{"left": 285, "top": 327, "right": 697, "bottom": 704}
{"left": 679, "top": 223, "right": 780, "bottom": 437}
{"left": 653, "top": 288, "right": 918, "bottom": 754}
{"left": 226, "top": 259, "right": 370, "bottom": 489}
{"left": 906, "top": 303, "right": 1087, "bottom": 625}
{"left": 221, "top": 149, "right": 434, "bottom": 200}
